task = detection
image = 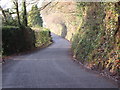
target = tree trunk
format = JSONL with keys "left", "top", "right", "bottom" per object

{"left": 23, "top": 0, "right": 28, "bottom": 27}
{"left": 0, "top": 6, "right": 8, "bottom": 23}
{"left": 13, "top": 0, "right": 21, "bottom": 26}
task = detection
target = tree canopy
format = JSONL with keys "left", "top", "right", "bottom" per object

{"left": 28, "top": 5, "right": 43, "bottom": 27}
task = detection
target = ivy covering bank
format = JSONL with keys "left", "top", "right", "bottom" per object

{"left": 72, "top": 2, "right": 120, "bottom": 78}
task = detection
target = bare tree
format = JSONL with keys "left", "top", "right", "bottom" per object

{"left": 26, "top": 0, "right": 53, "bottom": 11}
{"left": 0, "top": 6, "right": 8, "bottom": 23}
{"left": 39, "top": 2, "right": 52, "bottom": 11}
{"left": 22, "top": 0, "right": 28, "bottom": 26}
{"left": 13, "top": 0, "right": 21, "bottom": 26}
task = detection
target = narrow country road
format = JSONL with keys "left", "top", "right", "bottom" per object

{"left": 3, "top": 33, "right": 117, "bottom": 88}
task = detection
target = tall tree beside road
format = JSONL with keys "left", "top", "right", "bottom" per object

{"left": 22, "top": 0, "right": 28, "bottom": 27}
{"left": 13, "top": 0, "right": 21, "bottom": 26}
{"left": 28, "top": 5, "right": 43, "bottom": 27}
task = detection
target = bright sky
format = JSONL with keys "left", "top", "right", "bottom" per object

{"left": 0, "top": 0, "right": 43, "bottom": 10}
{"left": 0, "top": 0, "right": 12, "bottom": 9}
{"left": 1, "top": 0, "right": 118, "bottom": 9}
{"left": 0, "top": 0, "right": 45, "bottom": 16}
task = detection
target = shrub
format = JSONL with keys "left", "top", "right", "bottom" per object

{"left": 2, "top": 26, "right": 52, "bottom": 55}
{"left": 72, "top": 2, "right": 120, "bottom": 75}
{"left": 34, "top": 28, "right": 52, "bottom": 47}
{"left": 2, "top": 26, "right": 35, "bottom": 55}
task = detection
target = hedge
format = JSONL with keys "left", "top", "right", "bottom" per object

{"left": 2, "top": 26, "right": 35, "bottom": 55}
{"left": 34, "top": 29, "right": 52, "bottom": 47}
{"left": 2, "top": 26, "right": 52, "bottom": 55}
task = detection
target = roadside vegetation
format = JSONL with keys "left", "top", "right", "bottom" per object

{"left": 72, "top": 2, "right": 120, "bottom": 81}
{"left": 1, "top": 0, "right": 52, "bottom": 56}
{"left": 41, "top": 2, "right": 120, "bottom": 83}
{"left": 0, "top": 0, "right": 119, "bottom": 84}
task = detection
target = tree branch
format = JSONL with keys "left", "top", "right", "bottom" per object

{"left": 39, "top": 2, "right": 52, "bottom": 11}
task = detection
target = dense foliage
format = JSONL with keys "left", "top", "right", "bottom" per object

{"left": 1, "top": 0, "right": 52, "bottom": 56}
{"left": 2, "top": 26, "right": 35, "bottom": 55}
{"left": 72, "top": 2, "right": 120, "bottom": 77}
{"left": 34, "top": 28, "right": 52, "bottom": 47}
{"left": 2, "top": 26, "right": 52, "bottom": 55}
{"left": 28, "top": 5, "right": 43, "bottom": 27}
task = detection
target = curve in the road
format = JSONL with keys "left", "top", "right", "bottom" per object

{"left": 2, "top": 33, "right": 117, "bottom": 88}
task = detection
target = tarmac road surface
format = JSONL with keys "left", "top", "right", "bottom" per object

{"left": 2, "top": 33, "right": 117, "bottom": 88}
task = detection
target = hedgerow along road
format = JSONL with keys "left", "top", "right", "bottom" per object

{"left": 3, "top": 33, "right": 117, "bottom": 88}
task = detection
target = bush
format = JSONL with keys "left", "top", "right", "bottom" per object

{"left": 2, "top": 26, "right": 35, "bottom": 55}
{"left": 72, "top": 2, "right": 120, "bottom": 75}
{"left": 2, "top": 26, "right": 52, "bottom": 55}
{"left": 34, "top": 28, "right": 52, "bottom": 47}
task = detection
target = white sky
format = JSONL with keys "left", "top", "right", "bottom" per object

{"left": 0, "top": 0, "right": 43, "bottom": 10}
{"left": 0, "top": 0, "right": 12, "bottom": 9}
{"left": 0, "top": 0, "right": 118, "bottom": 9}
{"left": 0, "top": 0, "right": 45, "bottom": 16}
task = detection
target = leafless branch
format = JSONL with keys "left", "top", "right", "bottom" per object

{"left": 39, "top": 2, "right": 52, "bottom": 11}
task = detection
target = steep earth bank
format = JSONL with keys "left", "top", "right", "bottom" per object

{"left": 41, "top": 2, "right": 120, "bottom": 84}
